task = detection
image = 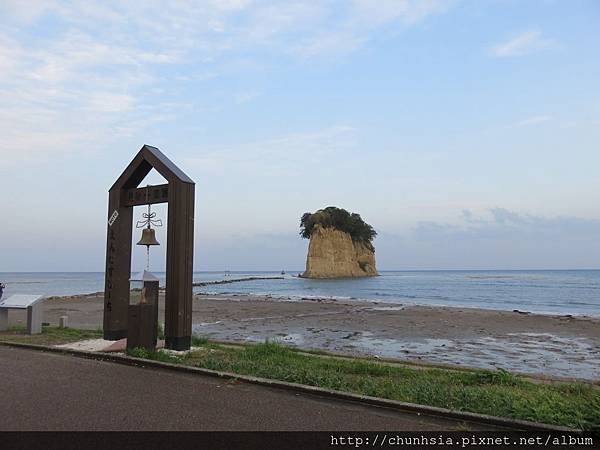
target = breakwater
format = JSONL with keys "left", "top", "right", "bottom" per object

{"left": 193, "top": 276, "right": 285, "bottom": 287}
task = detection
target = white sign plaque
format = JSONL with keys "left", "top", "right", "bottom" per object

{"left": 108, "top": 210, "right": 119, "bottom": 226}
{"left": 0, "top": 294, "right": 45, "bottom": 309}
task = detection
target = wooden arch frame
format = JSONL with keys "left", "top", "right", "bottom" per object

{"left": 103, "top": 145, "right": 195, "bottom": 350}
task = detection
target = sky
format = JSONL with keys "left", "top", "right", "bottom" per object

{"left": 1, "top": 0, "right": 599, "bottom": 272}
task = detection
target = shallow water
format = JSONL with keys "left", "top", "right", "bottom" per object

{"left": 353, "top": 333, "right": 600, "bottom": 379}
{"left": 2, "top": 270, "right": 599, "bottom": 316}
{"left": 193, "top": 322, "right": 600, "bottom": 380}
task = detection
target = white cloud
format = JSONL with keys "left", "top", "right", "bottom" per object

{"left": 0, "top": 0, "right": 56, "bottom": 23}
{"left": 351, "top": 0, "right": 448, "bottom": 27}
{"left": 491, "top": 30, "right": 554, "bottom": 57}
{"left": 234, "top": 91, "right": 261, "bottom": 104}
{"left": 185, "top": 125, "right": 356, "bottom": 177}
{"left": 85, "top": 92, "right": 136, "bottom": 113}
{"left": 0, "top": 29, "right": 175, "bottom": 165}
{"left": 293, "top": 30, "right": 366, "bottom": 58}
{"left": 515, "top": 115, "right": 552, "bottom": 127}
{"left": 293, "top": 0, "right": 448, "bottom": 58}
{"left": 0, "top": 1, "right": 450, "bottom": 166}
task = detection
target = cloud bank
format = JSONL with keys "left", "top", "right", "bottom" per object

{"left": 374, "top": 209, "right": 600, "bottom": 270}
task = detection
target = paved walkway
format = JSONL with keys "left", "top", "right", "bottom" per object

{"left": 0, "top": 346, "right": 492, "bottom": 431}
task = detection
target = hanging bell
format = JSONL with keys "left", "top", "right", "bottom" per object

{"left": 137, "top": 227, "right": 160, "bottom": 246}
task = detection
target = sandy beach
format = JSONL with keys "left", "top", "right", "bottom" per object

{"left": 7, "top": 292, "right": 599, "bottom": 380}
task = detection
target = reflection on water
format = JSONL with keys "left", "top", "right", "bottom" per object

{"left": 353, "top": 333, "right": 599, "bottom": 380}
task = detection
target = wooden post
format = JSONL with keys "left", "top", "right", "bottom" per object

{"left": 103, "top": 189, "right": 133, "bottom": 340}
{"left": 126, "top": 280, "right": 159, "bottom": 351}
{"left": 165, "top": 182, "right": 195, "bottom": 350}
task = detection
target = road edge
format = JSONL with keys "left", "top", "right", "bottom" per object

{"left": 0, "top": 340, "right": 580, "bottom": 433}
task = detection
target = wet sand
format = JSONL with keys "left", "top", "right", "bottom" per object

{"left": 8, "top": 292, "right": 600, "bottom": 380}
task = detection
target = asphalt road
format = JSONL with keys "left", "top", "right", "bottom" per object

{"left": 0, "top": 346, "right": 491, "bottom": 431}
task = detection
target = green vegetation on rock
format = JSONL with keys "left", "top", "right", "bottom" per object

{"left": 300, "top": 206, "right": 377, "bottom": 251}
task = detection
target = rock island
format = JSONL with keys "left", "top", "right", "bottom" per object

{"left": 299, "top": 206, "right": 378, "bottom": 278}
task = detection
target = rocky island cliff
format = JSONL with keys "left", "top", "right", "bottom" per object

{"left": 299, "top": 207, "right": 378, "bottom": 279}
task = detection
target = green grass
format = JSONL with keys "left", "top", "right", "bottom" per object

{"left": 126, "top": 347, "right": 182, "bottom": 364}
{"left": 191, "top": 335, "right": 209, "bottom": 346}
{"left": 183, "top": 340, "right": 600, "bottom": 430}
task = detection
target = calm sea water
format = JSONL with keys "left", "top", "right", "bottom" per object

{"left": 1, "top": 270, "right": 599, "bottom": 316}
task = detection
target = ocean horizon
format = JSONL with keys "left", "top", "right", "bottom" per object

{"left": 1, "top": 269, "right": 599, "bottom": 317}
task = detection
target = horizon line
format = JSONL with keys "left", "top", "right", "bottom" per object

{"left": 2, "top": 268, "right": 600, "bottom": 273}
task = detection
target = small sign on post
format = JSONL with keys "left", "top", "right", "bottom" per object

{"left": 108, "top": 210, "right": 119, "bottom": 226}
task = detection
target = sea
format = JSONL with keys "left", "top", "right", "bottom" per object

{"left": 1, "top": 270, "right": 599, "bottom": 316}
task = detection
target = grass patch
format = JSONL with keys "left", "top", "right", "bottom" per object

{"left": 0, "top": 325, "right": 103, "bottom": 345}
{"left": 183, "top": 340, "right": 599, "bottom": 430}
{"left": 126, "top": 347, "right": 182, "bottom": 364}
{"left": 191, "top": 335, "right": 209, "bottom": 346}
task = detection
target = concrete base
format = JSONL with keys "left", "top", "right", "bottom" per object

{"left": 165, "top": 336, "right": 191, "bottom": 351}
{"left": 27, "top": 304, "right": 42, "bottom": 334}
{"left": 0, "top": 304, "right": 42, "bottom": 334}
{"left": 103, "top": 329, "right": 128, "bottom": 341}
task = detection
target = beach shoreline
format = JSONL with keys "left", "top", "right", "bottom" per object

{"left": 7, "top": 292, "right": 600, "bottom": 380}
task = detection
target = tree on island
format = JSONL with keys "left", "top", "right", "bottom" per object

{"left": 299, "top": 206, "right": 377, "bottom": 252}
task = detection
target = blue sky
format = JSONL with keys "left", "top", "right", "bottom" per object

{"left": 1, "top": 0, "right": 599, "bottom": 271}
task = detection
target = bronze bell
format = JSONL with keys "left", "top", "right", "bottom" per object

{"left": 137, "top": 227, "right": 160, "bottom": 246}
